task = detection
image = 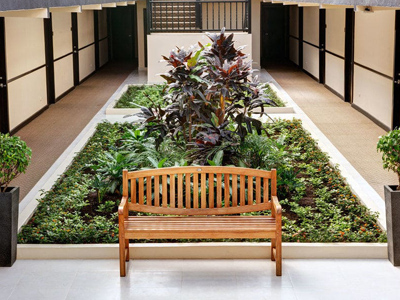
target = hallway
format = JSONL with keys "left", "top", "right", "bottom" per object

{"left": 266, "top": 62, "right": 398, "bottom": 199}
{"left": 11, "top": 62, "right": 135, "bottom": 200}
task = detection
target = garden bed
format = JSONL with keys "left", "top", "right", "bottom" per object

{"left": 18, "top": 119, "right": 386, "bottom": 244}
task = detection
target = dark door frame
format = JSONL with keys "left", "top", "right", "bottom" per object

{"left": 71, "top": 13, "right": 79, "bottom": 86}
{"left": 94, "top": 10, "right": 100, "bottom": 71}
{"left": 0, "top": 17, "right": 9, "bottom": 134}
{"left": 298, "top": 7, "right": 303, "bottom": 69}
{"left": 319, "top": 9, "right": 326, "bottom": 84}
{"left": 44, "top": 14, "right": 56, "bottom": 105}
{"left": 393, "top": 10, "right": 400, "bottom": 129}
{"left": 344, "top": 8, "right": 355, "bottom": 104}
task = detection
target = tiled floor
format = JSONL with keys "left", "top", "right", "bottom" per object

{"left": 1, "top": 259, "right": 399, "bottom": 300}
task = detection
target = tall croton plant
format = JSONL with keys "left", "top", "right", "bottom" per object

{"left": 139, "top": 28, "right": 276, "bottom": 164}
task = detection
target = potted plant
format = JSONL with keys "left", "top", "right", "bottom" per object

{"left": 377, "top": 129, "right": 400, "bottom": 266}
{"left": 0, "top": 133, "right": 31, "bottom": 267}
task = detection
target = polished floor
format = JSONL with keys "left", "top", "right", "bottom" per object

{"left": 0, "top": 259, "right": 399, "bottom": 300}
{"left": 11, "top": 62, "right": 135, "bottom": 201}
{"left": 266, "top": 63, "right": 398, "bottom": 199}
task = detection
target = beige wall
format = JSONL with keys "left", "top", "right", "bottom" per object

{"left": 79, "top": 46, "right": 96, "bottom": 81}
{"left": 52, "top": 12, "right": 74, "bottom": 99}
{"left": 78, "top": 10, "right": 95, "bottom": 48}
{"left": 325, "top": 8, "right": 345, "bottom": 97}
{"left": 5, "top": 17, "right": 47, "bottom": 130}
{"left": 303, "top": 7, "right": 319, "bottom": 46}
{"left": 289, "top": 6, "right": 299, "bottom": 38}
{"left": 147, "top": 32, "right": 252, "bottom": 83}
{"left": 98, "top": 9, "right": 109, "bottom": 68}
{"left": 353, "top": 10, "right": 395, "bottom": 128}
{"left": 100, "top": 39, "right": 109, "bottom": 68}
{"left": 355, "top": 10, "right": 395, "bottom": 77}
{"left": 289, "top": 38, "right": 299, "bottom": 65}
{"left": 251, "top": 0, "right": 260, "bottom": 69}
{"left": 303, "top": 43, "right": 319, "bottom": 79}
{"left": 353, "top": 65, "right": 393, "bottom": 128}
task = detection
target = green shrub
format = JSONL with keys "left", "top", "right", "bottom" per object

{"left": 115, "top": 84, "right": 166, "bottom": 108}
{"left": 0, "top": 133, "right": 32, "bottom": 192}
{"left": 377, "top": 129, "right": 400, "bottom": 188}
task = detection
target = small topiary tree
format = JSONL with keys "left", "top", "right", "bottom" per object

{"left": 0, "top": 133, "right": 32, "bottom": 192}
{"left": 377, "top": 129, "right": 400, "bottom": 189}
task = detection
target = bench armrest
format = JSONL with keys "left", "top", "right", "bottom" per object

{"left": 272, "top": 196, "right": 282, "bottom": 215}
{"left": 118, "top": 196, "right": 128, "bottom": 216}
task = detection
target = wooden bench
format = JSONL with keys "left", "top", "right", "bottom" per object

{"left": 118, "top": 166, "right": 282, "bottom": 277}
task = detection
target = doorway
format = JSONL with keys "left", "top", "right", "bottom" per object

{"left": 109, "top": 6, "right": 138, "bottom": 63}
{"left": 260, "top": 3, "right": 288, "bottom": 67}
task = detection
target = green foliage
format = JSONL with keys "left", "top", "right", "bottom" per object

{"left": 115, "top": 84, "right": 167, "bottom": 108}
{"left": 0, "top": 133, "right": 32, "bottom": 192}
{"left": 18, "top": 120, "right": 385, "bottom": 244}
{"left": 377, "top": 129, "right": 400, "bottom": 187}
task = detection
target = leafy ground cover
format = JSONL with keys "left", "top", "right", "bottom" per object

{"left": 18, "top": 119, "right": 386, "bottom": 244}
{"left": 114, "top": 83, "right": 285, "bottom": 109}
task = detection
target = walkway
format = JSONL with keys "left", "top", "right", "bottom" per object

{"left": 266, "top": 63, "right": 398, "bottom": 199}
{"left": 11, "top": 62, "right": 135, "bottom": 201}
{"left": 1, "top": 259, "right": 399, "bottom": 300}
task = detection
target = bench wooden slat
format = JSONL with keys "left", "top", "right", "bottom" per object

{"left": 232, "top": 174, "right": 237, "bottom": 207}
{"left": 248, "top": 176, "right": 253, "bottom": 204}
{"left": 162, "top": 175, "right": 168, "bottom": 208}
{"left": 178, "top": 174, "right": 183, "bottom": 208}
{"left": 185, "top": 173, "right": 191, "bottom": 209}
{"left": 193, "top": 173, "right": 199, "bottom": 209}
{"left": 224, "top": 174, "right": 230, "bottom": 208}
{"left": 240, "top": 175, "right": 245, "bottom": 206}
{"left": 201, "top": 173, "right": 207, "bottom": 208}
{"left": 154, "top": 175, "right": 160, "bottom": 207}
{"left": 170, "top": 175, "right": 175, "bottom": 208}
{"left": 209, "top": 173, "right": 214, "bottom": 208}
{"left": 216, "top": 173, "right": 222, "bottom": 208}
{"left": 146, "top": 176, "right": 152, "bottom": 205}
{"left": 131, "top": 178, "right": 136, "bottom": 204}
{"left": 256, "top": 176, "right": 261, "bottom": 204}
{"left": 264, "top": 177, "right": 269, "bottom": 203}
{"left": 138, "top": 177, "right": 144, "bottom": 205}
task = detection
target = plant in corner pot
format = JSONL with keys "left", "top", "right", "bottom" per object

{"left": 377, "top": 129, "right": 400, "bottom": 266}
{"left": 0, "top": 133, "right": 31, "bottom": 267}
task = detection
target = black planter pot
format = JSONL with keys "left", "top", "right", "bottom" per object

{"left": 0, "top": 187, "right": 19, "bottom": 267}
{"left": 385, "top": 185, "right": 400, "bottom": 266}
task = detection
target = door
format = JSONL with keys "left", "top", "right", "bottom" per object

{"left": 110, "top": 6, "right": 136, "bottom": 62}
{"left": 261, "top": 4, "right": 287, "bottom": 67}
{"left": 0, "top": 17, "right": 9, "bottom": 134}
{"left": 393, "top": 10, "right": 400, "bottom": 129}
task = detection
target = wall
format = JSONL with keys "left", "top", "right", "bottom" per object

{"left": 353, "top": 10, "right": 395, "bottom": 128}
{"left": 325, "top": 8, "right": 345, "bottom": 97}
{"left": 147, "top": 32, "right": 252, "bottom": 83}
{"left": 302, "top": 6, "right": 319, "bottom": 79}
{"left": 251, "top": 0, "right": 260, "bottom": 69}
{"left": 289, "top": 5, "right": 299, "bottom": 65}
{"left": 78, "top": 10, "right": 95, "bottom": 81}
{"left": 52, "top": 12, "right": 74, "bottom": 99}
{"left": 5, "top": 17, "right": 47, "bottom": 131}
{"left": 137, "top": 0, "right": 146, "bottom": 70}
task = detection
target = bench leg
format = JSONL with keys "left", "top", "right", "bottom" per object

{"left": 276, "top": 235, "right": 282, "bottom": 276}
{"left": 125, "top": 239, "right": 130, "bottom": 262}
{"left": 119, "top": 236, "right": 126, "bottom": 277}
{"left": 270, "top": 239, "right": 276, "bottom": 261}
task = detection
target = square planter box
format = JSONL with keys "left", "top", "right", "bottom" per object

{"left": 385, "top": 185, "right": 400, "bottom": 266}
{"left": 0, "top": 186, "right": 19, "bottom": 267}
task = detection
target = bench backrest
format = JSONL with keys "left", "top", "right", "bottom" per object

{"left": 123, "top": 166, "right": 277, "bottom": 215}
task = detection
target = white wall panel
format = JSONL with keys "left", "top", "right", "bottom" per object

{"left": 5, "top": 17, "right": 45, "bottom": 79}
{"left": 289, "top": 37, "right": 299, "bottom": 65}
{"left": 79, "top": 45, "right": 95, "bottom": 81}
{"left": 99, "top": 39, "right": 109, "bottom": 67}
{"left": 303, "top": 43, "right": 319, "bottom": 79}
{"left": 355, "top": 10, "right": 395, "bottom": 77}
{"left": 303, "top": 7, "right": 319, "bottom": 46}
{"left": 78, "top": 10, "right": 95, "bottom": 48}
{"left": 353, "top": 65, "right": 393, "bottom": 128}
{"left": 326, "top": 8, "right": 345, "bottom": 57}
{"left": 289, "top": 6, "right": 299, "bottom": 38}
{"left": 8, "top": 68, "right": 47, "bottom": 130}
{"left": 54, "top": 55, "right": 74, "bottom": 98}
{"left": 325, "top": 53, "right": 344, "bottom": 97}
{"left": 52, "top": 12, "right": 73, "bottom": 59}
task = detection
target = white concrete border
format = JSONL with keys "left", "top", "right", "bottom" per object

{"left": 17, "top": 242, "right": 387, "bottom": 260}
